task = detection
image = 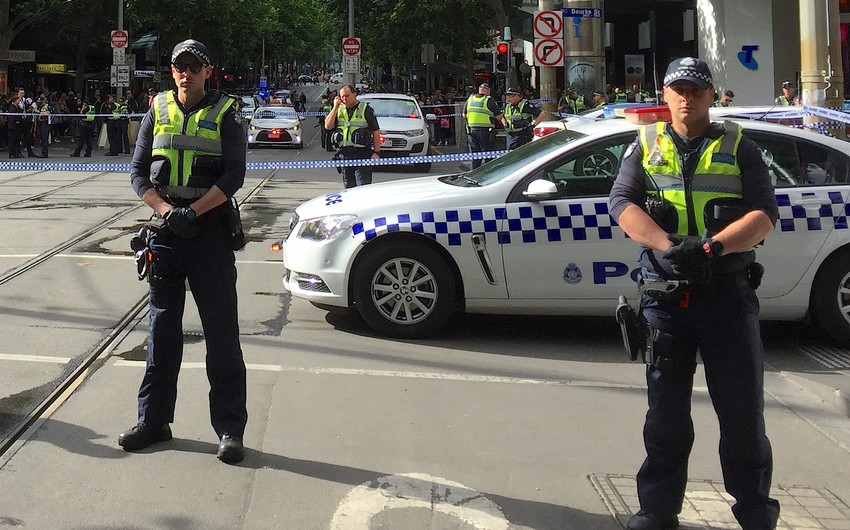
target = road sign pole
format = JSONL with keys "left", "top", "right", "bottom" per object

{"left": 536, "top": 1, "right": 560, "bottom": 115}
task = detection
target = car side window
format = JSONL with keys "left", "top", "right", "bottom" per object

{"left": 744, "top": 131, "right": 803, "bottom": 188}
{"left": 537, "top": 133, "right": 637, "bottom": 198}
{"left": 798, "top": 140, "right": 849, "bottom": 185}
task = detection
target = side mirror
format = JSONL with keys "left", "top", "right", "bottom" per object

{"left": 425, "top": 113, "right": 437, "bottom": 121}
{"left": 523, "top": 179, "right": 559, "bottom": 201}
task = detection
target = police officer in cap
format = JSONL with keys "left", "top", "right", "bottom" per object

{"left": 608, "top": 57, "right": 780, "bottom": 530}
{"left": 36, "top": 95, "right": 50, "bottom": 158}
{"left": 775, "top": 81, "right": 799, "bottom": 106}
{"left": 592, "top": 90, "right": 607, "bottom": 109}
{"left": 501, "top": 86, "right": 541, "bottom": 150}
{"left": 324, "top": 83, "right": 381, "bottom": 187}
{"left": 70, "top": 97, "right": 96, "bottom": 157}
{"left": 462, "top": 82, "right": 503, "bottom": 168}
{"left": 123, "top": 39, "right": 248, "bottom": 464}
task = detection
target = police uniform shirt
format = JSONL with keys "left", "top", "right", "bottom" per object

{"left": 466, "top": 95, "right": 502, "bottom": 127}
{"left": 608, "top": 122, "right": 778, "bottom": 277}
{"left": 338, "top": 102, "right": 380, "bottom": 154}
{"left": 130, "top": 89, "right": 246, "bottom": 200}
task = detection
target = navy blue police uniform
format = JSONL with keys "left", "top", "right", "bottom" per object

{"left": 609, "top": 121, "right": 781, "bottom": 529}
{"left": 464, "top": 85, "right": 503, "bottom": 169}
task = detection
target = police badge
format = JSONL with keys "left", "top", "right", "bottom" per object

{"left": 563, "top": 262, "right": 582, "bottom": 285}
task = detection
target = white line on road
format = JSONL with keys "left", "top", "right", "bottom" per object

{"left": 0, "top": 353, "right": 72, "bottom": 364}
{"left": 113, "top": 359, "right": 646, "bottom": 389}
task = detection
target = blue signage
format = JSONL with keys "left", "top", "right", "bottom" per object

{"left": 738, "top": 45, "right": 759, "bottom": 70}
{"left": 562, "top": 7, "right": 602, "bottom": 18}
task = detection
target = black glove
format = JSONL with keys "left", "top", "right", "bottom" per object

{"left": 164, "top": 207, "right": 200, "bottom": 239}
{"left": 662, "top": 234, "right": 712, "bottom": 283}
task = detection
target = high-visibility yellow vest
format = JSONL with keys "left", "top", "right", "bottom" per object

{"left": 151, "top": 90, "right": 235, "bottom": 187}
{"left": 504, "top": 99, "right": 533, "bottom": 131}
{"left": 336, "top": 102, "right": 370, "bottom": 147}
{"left": 84, "top": 105, "right": 96, "bottom": 121}
{"left": 639, "top": 121, "right": 744, "bottom": 236}
{"left": 562, "top": 95, "right": 585, "bottom": 114}
{"left": 465, "top": 94, "right": 494, "bottom": 127}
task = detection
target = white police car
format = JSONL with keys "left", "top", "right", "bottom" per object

{"left": 282, "top": 109, "right": 850, "bottom": 343}
{"left": 247, "top": 105, "right": 302, "bottom": 148}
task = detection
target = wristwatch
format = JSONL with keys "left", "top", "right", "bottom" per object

{"left": 186, "top": 206, "right": 196, "bottom": 220}
{"left": 702, "top": 238, "right": 724, "bottom": 258}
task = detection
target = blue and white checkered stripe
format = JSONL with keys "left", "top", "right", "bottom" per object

{"left": 776, "top": 190, "right": 849, "bottom": 232}
{"left": 351, "top": 202, "right": 624, "bottom": 245}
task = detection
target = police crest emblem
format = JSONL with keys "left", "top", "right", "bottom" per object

{"left": 563, "top": 263, "right": 582, "bottom": 284}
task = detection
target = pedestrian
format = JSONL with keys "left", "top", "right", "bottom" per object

{"left": 559, "top": 87, "right": 586, "bottom": 114}
{"left": 16, "top": 88, "right": 36, "bottom": 157}
{"left": 70, "top": 97, "right": 96, "bottom": 157}
{"left": 122, "top": 39, "right": 248, "bottom": 464}
{"left": 775, "top": 81, "right": 799, "bottom": 106}
{"left": 298, "top": 90, "right": 306, "bottom": 111}
{"left": 501, "top": 86, "right": 542, "bottom": 151}
{"left": 324, "top": 83, "right": 380, "bottom": 188}
{"left": 462, "top": 82, "right": 503, "bottom": 169}
{"left": 714, "top": 89, "right": 734, "bottom": 107}
{"left": 35, "top": 95, "right": 51, "bottom": 158}
{"left": 608, "top": 57, "right": 780, "bottom": 530}
{"left": 103, "top": 94, "right": 121, "bottom": 156}
{"left": 126, "top": 88, "right": 142, "bottom": 151}
{"left": 91, "top": 88, "right": 104, "bottom": 136}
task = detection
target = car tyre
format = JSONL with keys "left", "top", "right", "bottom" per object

{"left": 811, "top": 248, "right": 850, "bottom": 346}
{"left": 354, "top": 242, "right": 456, "bottom": 338}
{"left": 574, "top": 150, "right": 619, "bottom": 177}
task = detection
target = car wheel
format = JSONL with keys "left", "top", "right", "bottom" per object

{"left": 574, "top": 150, "right": 619, "bottom": 176}
{"left": 354, "top": 242, "right": 456, "bottom": 338}
{"left": 811, "top": 248, "right": 850, "bottom": 345}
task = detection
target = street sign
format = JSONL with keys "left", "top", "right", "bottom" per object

{"left": 533, "top": 38, "right": 564, "bottom": 67}
{"left": 259, "top": 76, "right": 267, "bottom": 88}
{"left": 343, "top": 55, "right": 360, "bottom": 74}
{"left": 110, "top": 29, "right": 129, "bottom": 49}
{"left": 562, "top": 7, "right": 602, "bottom": 18}
{"left": 113, "top": 47, "right": 125, "bottom": 65}
{"left": 533, "top": 10, "right": 564, "bottom": 39}
{"left": 342, "top": 37, "right": 361, "bottom": 57}
{"left": 111, "top": 65, "right": 130, "bottom": 87}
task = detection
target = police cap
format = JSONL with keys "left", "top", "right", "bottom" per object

{"left": 781, "top": 80, "right": 794, "bottom": 88}
{"left": 171, "top": 39, "right": 211, "bottom": 65}
{"left": 663, "top": 57, "right": 713, "bottom": 89}
{"left": 479, "top": 83, "right": 492, "bottom": 91}
{"left": 505, "top": 86, "right": 521, "bottom": 95}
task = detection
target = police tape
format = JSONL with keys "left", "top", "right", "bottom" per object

{"left": 802, "top": 105, "right": 850, "bottom": 125}
{"left": 0, "top": 150, "right": 509, "bottom": 172}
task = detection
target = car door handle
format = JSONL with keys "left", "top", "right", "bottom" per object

{"left": 793, "top": 197, "right": 832, "bottom": 209}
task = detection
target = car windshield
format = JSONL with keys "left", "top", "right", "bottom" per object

{"left": 363, "top": 98, "right": 421, "bottom": 119}
{"left": 254, "top": 107, "right": 298, "bottom": 120}
{"left": 442, "top": 129, "right": 588, "bottom": 187}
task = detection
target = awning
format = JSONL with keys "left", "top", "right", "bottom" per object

{"left": 131, "top": 33, "right": 158, "bottom": 50}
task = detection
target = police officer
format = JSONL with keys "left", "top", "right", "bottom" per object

{"left": 36, "top": 95, "right": 50, "bottom": 158}
{"left": 592, "top": 90, "right": 607, "bottom": 109}
{"left": 462, "top": 82, "right": 503, "bottom": 169}
{"left": 775, "top": 81, "right": 798, "bottom": 106}
{"left": 714, "top": 89, "right": 734, "bottom": 107}
{"left": 559, "top": 87, "right": 586, "bottom": 114}
{"left": 16, "top": 88, "right": 36, "bottom": 158}
{"left": 118, "top": 95, "right": 131, "bottom": 154}
{"left": 319, "top": 97, "right": 333, "bottom": 151}
{"left": 104, "top": 94, "right": 121, "bottom": 156}
{"left": 123, "top": 39, "right": 248, "bottom": 465}
{"left": 324, "top": 83, "right": 380, "bottom": 188}
{"left": 501, "top": 86, "right": 541, "bottom": 150}
{"left": 608, "top": 57, "right": 780, "bottom": 530}
{"left": 70, "top": 98, "right": 96, "bottom": 157}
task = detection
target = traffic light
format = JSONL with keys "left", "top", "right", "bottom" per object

{"left": 495, "top": 42, "right": 509, "bottom": 73}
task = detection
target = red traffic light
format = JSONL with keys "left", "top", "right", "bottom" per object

{"left": 496, "top": 42, "right": 509, "bottom": 54}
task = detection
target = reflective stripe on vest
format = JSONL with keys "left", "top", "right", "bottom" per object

{"left": 84, "top": 105, "right": 96, "bottom": 121}
{"left": 563, "top": 96, "right": 584, "bottom": 114}
{"left": 465, "top": 95, "right": 494, "bottom": 127}
{"left": 151, "top": 91, "right": 234, "bottom": 187}
{"left": 615, "top": 93, "right": 627, "bottom": 103}
{"left": 639, "top": 120, "right": 744, "bottom": 236}
{"left": 505, "top": 99, "right": 532, "bottom": 130}
{"left": 336, "top": 101, "right": 369, "bottom": 147}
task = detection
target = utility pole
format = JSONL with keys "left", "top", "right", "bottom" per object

{"left": 538, "top": 0, "right": 557, "bottom": 115}
{"left": 345, "top": 0, "right": 356, "bottom": 86}
{"left": 800, "top": 0, "right": 846, "bottom": 139}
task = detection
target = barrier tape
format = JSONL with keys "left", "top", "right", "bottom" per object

{"left": 0, "top": 150, "right": 508, "bottom": 172}
{"left": 802, "top": 105, "right": 850, "bottom": 124}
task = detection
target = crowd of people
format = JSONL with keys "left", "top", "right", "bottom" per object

{"left": 0, "top": 85, "right": 153, "bottom": 158}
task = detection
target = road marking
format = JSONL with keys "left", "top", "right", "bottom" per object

{"left": 0, "top": 353, "right": 71, "bottom": 364}
{"left": 330, "top": 472, "right": 509, "bottom": 530}
{"left": 113, "top": 359, "right": 650, "bottom": 389}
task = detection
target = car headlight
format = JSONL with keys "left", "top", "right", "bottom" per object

{"left": 249, "top": 124, "right": 258, "bottom": 130}
{"left": 296, "top": 214, "right": 358, "bottom": 241}
{"left": 403, "top": 129, "right": 425, "bottom": 137}
{"left": 291, "top": 124, "right": 300, "bottom": 132}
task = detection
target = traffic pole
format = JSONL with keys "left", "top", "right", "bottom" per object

{"left": 538, "top": 0, "right": 558, "bottom": 115}
{"left": 800, "top": 0, "right": 846, "bottom": 139}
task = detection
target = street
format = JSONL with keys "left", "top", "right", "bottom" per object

{"left": 0, "top": 84, "right": 848, "bottom": 529}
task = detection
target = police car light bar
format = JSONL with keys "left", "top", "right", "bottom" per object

{"left": 623, "top": 106, "right": 672, "bottom": 125}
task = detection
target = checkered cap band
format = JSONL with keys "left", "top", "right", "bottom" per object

{"left": 663, "top": 69, "right": 712, "bottom": 87}
{"left": 171, "top": 40, "right": 211, "bottom": 65}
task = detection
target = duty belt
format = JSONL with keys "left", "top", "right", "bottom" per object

{"left": 162, "top": 186, "right": 210, "bottom": 199}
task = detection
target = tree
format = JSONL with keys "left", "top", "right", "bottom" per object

{"left": 0, "top": 0, "right": 73, "bottom": 62}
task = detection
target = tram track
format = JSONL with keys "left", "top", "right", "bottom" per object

{"left": 0, "top": 168, "right": 279, "bottom": 463}
{"left": 0, "top": 171, "right": 113, "bottom": 211}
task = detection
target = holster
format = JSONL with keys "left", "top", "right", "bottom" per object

{"left": 645, "top": 325, "right": 697, "bottom": 374}
{"left": 637, "top": 275, "right": 690, "bottom": 302}
{"left": 225, "top": 197, "right": 246, "bottom": 251}
{"left": 616, "top": 296, "right": 646, "bottom": 362}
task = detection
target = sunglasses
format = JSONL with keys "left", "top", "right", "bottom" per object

{"left": 172, "top": 62, "right": 205, "bottom": 74}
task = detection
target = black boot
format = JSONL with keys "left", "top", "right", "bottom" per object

{"left": 118, "top": 422, "right": 172, "bottom": 451}
{"left": 626, "top": 511, "right": 679, "bottom": 530}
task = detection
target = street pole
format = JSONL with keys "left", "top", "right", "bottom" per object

{"left": 346, "top": 0, "right": 357, "bottom": 86}
{"left": 538, "top": 0, "right": 558, "bottom": 115}
{"left": 117, "top": 0, "right": 123, "bottom": 99}
{"left": 800, "top": 0, "right": 846, "bottom": 139}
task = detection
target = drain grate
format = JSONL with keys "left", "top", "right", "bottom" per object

{"left": 590, "top": 473, "right": 850, "bottom": 529}
{"left": 797, "top": 343, "right": 850, "bottom": 369}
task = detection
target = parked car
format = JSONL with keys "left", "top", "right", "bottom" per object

{"left": 247, "top": 106, "right": 303, "bottom": 148}
{"left": 330, "top": 72, "right": 344, "bottom": 84}
{"left": 297, "top": 74, "right": 315, "bottom": 84}
{"left": 281, "top": 113, "right": 850, "bottom": 343}
{"left": 357, "top": 93, "right": 435, "bottom": 171}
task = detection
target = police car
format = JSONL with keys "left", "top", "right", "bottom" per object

{"left": 282, "top": 108, "right": 850, "bottom": 343}
{"left": 247, "top": 106, "right": 303, "bottom": 148}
